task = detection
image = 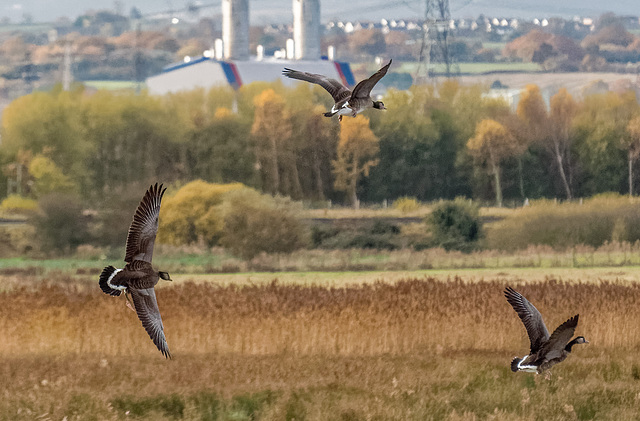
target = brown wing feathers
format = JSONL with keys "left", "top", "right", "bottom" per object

{"left": 130, "top": 288, "right": 171, "bottom": 359}
{"left": 125, "top": 183, "right": 166, "bottom": 263}
{"left": 504, "top": 287, "right": 550, "bottom": 353}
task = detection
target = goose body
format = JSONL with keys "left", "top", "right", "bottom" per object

{"left": 99, "top": 183, "right": 172, "bottom": 358}
{"left": 282, "top": 60, "right": 392, "bottom": 121}
{"left": 504, "top": 286, "right": 588, "bottom": 374}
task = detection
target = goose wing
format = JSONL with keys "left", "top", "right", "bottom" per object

{"left": 539, "top": 314, "right": 579, "bottom": 360}
{"left": 504, "top": 287, "right": 550, "bottom": 353}
{"left": 124, "top": 183, "right": 166, "bottom": 264}
{"left": 130, "top": 287, "right": 171, "bottom": 358}
{"left": 351, "top": 59, "right": 392, "bottom": 99}
{"left": 282, "top": 68, "right": 351, "bottom": 103}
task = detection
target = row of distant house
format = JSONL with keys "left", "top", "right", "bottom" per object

{"left": 263, "top": 15, "right": 640, "bottom": 36}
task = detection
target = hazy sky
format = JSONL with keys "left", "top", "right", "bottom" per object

{"left": 2, "top": 0, "right": 638, "bottom": 24}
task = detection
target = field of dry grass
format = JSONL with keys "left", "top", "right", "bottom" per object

{"left": 3, "top": 273, "right": 640, "bottom": 420}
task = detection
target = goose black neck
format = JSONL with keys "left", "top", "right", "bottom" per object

{"left": 564, "top": 338, "right": 580, "bottom": 352}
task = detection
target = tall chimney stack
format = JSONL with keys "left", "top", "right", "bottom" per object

{"left": 293, "top": 0, "right": 321, "bottom": 60}
{"left": 222, "top": 0, "right": 249, "bottom": 60}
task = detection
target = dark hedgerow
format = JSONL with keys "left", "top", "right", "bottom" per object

{"left": 427, "top": 198, "right": 483, "bottom": 252}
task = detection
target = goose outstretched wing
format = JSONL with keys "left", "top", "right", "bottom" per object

{"left": 282, "top": 68, "right": 351, "bottom": 103}
{"left": 351, "top": 59, "right": 392, "bottom": 99}
{"left": 539, "top": 314, "right": 579, "bottom": 360}
{"left": 125, "top": 183, "right": 166, "bottom": 264}
{"left": 130, "top": 287, "right": 171, "bottom": 358}
{"left": 504, "top": 286, "right": 550, "bottom": 353}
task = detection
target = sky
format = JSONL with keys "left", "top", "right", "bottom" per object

{"left": 2, "top": 0, "right": 639, "bottom": 25}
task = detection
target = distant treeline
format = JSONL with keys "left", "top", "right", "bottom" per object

{"left": 1, "top": 81, "right": 640, "bottom": 207}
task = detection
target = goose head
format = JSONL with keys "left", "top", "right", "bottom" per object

{"left": 159, "top": 271, "right": 173, "bottom": 282}
{"left": 565, "top": 335, "right": 589, "bottom": 352}
{"left": 373, "top": 100, "right": 386, "bottom": 110}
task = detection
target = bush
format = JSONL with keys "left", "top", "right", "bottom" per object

{"left": 311, "top": 220, "right": 402, "bottom": 250}
{"left": 427, "top": 198, "right": 483, "bottom": 252}
{"left": 0, "top": 194, "right": 37, "bottom": 213}
{"left": 158, "top": 180, "right": 244, "bottom": 246}
{"left": 393, "top": 196, "right": 420, "bottom": 213}
{"left": 487, "top": 194, "right": 640, "bottom": 250}
{"left": 221, "top": 188, "right": 307, "bottom": 259}
{"left": 33, "top": 193, "right": 90, "bottom": 253}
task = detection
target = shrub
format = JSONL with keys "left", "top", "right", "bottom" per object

{"left": 158, "top": 180, "right": 244, "bottom": 246}
{"left": 427, "top": 198, "right": 483, "bottom": 252}
{"left": 221, "top": 188, "right": 307, "bottom": 259}
{"left": 393, "top": 196, "right": 420, "bottom": 213}
{"left": 487, "top": 194, "right": 640, "bottom": 250}
{"left": 0, "top": 194, "right": 37, "bottom": 213}
{"left": 32, "top": 193, "right": 90, "bottom": 254}
{"left": 311, "top": 220, "right": 402, "bottom": 250}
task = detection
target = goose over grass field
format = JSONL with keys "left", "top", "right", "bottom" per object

{"left": 99, "top": 183, "right": 173, "bottom": 358}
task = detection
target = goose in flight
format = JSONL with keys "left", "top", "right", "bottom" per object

{"left": 504, "top": 286, "right": 588, "bottom": 374}
{"left": 99, "top": 183, "right": 172, "bottom": 358}
{"left": 283, "top": 60, "right": 392, "bottom": 121}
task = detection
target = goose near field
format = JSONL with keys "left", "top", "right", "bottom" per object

{"left": 504, "top": 286, "right": 588, "bottom": 374}
{"left": 99, "top": 183, "right": 172, "bottom": 358}
{"left": 282, "top": 59, "right": 392, "bottom": 121}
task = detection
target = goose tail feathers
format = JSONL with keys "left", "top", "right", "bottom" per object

{"left": 99, "top": 265, "right": 122, "bottom": 296}
{"left": 511, "top": 357, "right": 521, "bottom": 372}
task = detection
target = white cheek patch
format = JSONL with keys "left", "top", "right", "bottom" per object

{"left": 107, "top": 268, "right": 126, "bottom": 291}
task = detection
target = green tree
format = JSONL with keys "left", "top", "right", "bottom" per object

{"left": 626, "top": 114, "right": 640, "bottom": 196}
{"left": 573, "top": 91, "right": 635, "bottom": 195}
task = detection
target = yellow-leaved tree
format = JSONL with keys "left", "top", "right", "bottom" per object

{"left": 251, "top": 89, "right": 293, "bottom": 196}
{"left": 29, "top": 154, "right": 75, "bottom": 197}
{"left": 332, "top": 115, "right": 379, "bottom": 208}
{"left": 467, "top": 119, "right": 518, "bottom": 207}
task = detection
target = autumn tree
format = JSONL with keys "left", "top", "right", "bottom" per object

{"left": 467, "top": 119, "right": 519, "bottom": 207}
{"left": 517, "top": 84, "right": 574, "bottom": 199}
{"left": 251, "top": 89, "right": 294, "bottom": 196}
{"left": 548, "top": 88, "right": 578, "bottom": 199}
{"left": 333, "top": 115, "right": 379, "bottom": 208}
{"left": 625, "top": 115, "right": 640, "bottom": 196}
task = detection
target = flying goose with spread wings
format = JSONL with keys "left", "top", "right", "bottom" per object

{"left": 99, "top": 183, "right": 172, "bottom": 358}
{"left": 504, "top": 286, "right": 588, "bottom": 374}
{"left": 283, "top": 59, "right": 392, "bottom": 121}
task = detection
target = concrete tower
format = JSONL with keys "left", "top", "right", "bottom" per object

{"left": 293, "top": 0, "right": 321, "bottom": 60}
{"left": 222, "top": 0, "right": 249, "bottom": 60}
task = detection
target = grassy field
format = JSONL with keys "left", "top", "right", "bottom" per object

{"left": 2, "top": 271, "right": 640, "bottom": 420}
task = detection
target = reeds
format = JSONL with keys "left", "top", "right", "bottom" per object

{"left": 3, "top": 277, "right": 640, "bottom": 357}
{"left": 3, "top": 276, "right": 640, "bottom": 420}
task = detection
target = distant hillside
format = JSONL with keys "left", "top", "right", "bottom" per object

{"left": 2, "top": 0, "right": 639, "bottom": 24}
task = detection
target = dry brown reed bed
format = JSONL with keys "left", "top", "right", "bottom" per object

{"left": 3, "top": 276, "right": 640, "bottom": 420}
{"left": 2, "top": 277, "right": 640, "bottom": 357}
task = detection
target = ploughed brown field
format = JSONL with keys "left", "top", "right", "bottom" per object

{"left": 2, "top": 274, "right": 640, "bottom": 420}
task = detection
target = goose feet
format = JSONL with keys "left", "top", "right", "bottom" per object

{"left": 543, "top": 371, "right": 552, "bottom": 381}
{"left": 125, "top": 291, "right": 135, "bottom": 313}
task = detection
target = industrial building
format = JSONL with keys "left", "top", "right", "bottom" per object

{"left": 146, "top": 0, "right": 355, "bottom": 95}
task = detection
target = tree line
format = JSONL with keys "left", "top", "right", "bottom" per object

{"left": 2, "top": 81, "right": 640, "bottom": 207}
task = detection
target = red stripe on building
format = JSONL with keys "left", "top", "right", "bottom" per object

{"left": 333, "top": 61, "right": 347, "bottom": 87}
